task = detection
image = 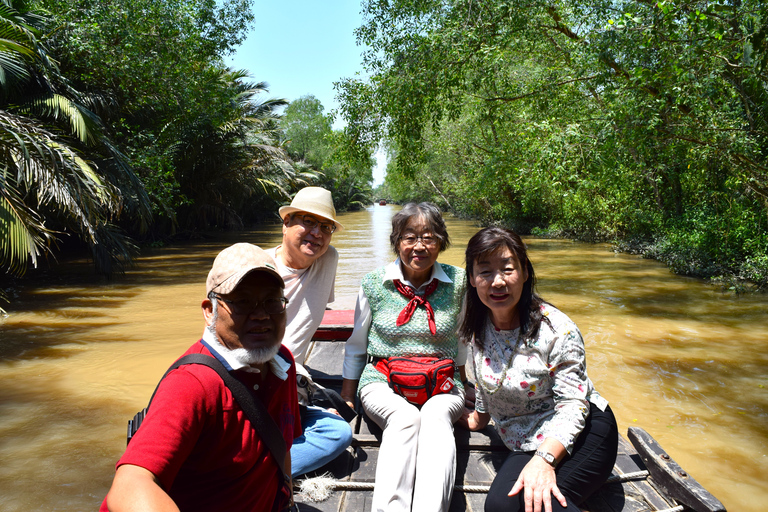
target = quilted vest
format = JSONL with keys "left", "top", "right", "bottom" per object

{"left": 357, "top": 263, "right": 466, "bottom": 393}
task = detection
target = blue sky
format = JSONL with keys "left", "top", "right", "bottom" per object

{"left": 225, "top": 0, "right": 387, "bottom": 186}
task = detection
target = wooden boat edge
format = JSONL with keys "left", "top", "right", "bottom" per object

{"left": 628, "top": 426, "right": 726, "bottom": 512}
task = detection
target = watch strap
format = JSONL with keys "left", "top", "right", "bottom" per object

{"left": 535, "top": 449, "right": 556, "bottom": 467}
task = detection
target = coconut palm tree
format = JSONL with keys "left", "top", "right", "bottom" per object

{"left": 0, "top": 0, "right": 150, "bottom": 279}
{"left": 165, "top": 69, "right": 317, "bottom": 229}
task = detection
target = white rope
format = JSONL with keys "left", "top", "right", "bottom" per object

{"left": 298, "top": 469, "right": 658, "bottom": 504}
{"left": 605, "top": 470, "right": 650, "bottom": 483}
{"left": 456, "top": 484, "right": 491, "bottom": 493}
{"left": 297, "top": 476, "right": 493, "bottom": 502}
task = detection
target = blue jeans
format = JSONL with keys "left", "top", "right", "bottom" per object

{"left": 291, "top": 405, "right": 353, "bottom": 477}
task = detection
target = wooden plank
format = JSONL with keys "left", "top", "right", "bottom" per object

{"left": 340, "top": 490, "right": 374, "bottom": 512}
{"left": 582, "top": 480, "right": 661, "bottom": 512}
{"left": 352, "top": 445, "right": 379, "bottom": 483}
{"left": 352, "top": 434, "right": 380, "bottom": 447}
{"left": 356, "top": 411, "right": 383, "bottom": 438}
{"left": 628, "top": 427, "right": 726, "bottom": 512}
{"left": 450, "top": 491, "right": 486, "bottom": 512}
{"left": 312, "top": 328, "right": 353, "bottom": 341}
{"left": 305, "top": 342, "right": 346, "bottom": 381}
{"left": 454, "top": 425, "right": 507, "bottom": 451}
{"left": 295, "top": 492, "right": 343, "bottom": 512}
{"left": 457, "top": 449, "right": 504, "bottom": 486}
{"left": 310, "top": 310, "right": 354, "bottom": 341}
{"left": 296, "top": 436, "right": 675, "bottom": 512}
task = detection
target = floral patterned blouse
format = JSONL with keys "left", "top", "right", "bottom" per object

{"left": 470, "top": 304, "right": 608, "bottom": 454}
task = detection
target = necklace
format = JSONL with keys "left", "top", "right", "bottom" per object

{"left": 475, "top": 323, "right": 524, "bottom": 395}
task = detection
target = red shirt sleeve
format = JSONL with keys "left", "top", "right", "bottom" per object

{"left": 278, "top": 345, "right": 303, "bottom": 442}
{"left": 118, "top": 366, "right": 214, "bottom": 490}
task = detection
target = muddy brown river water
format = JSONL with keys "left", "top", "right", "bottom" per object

{"left": 0, "top": 204, "right": 766, "bottom": 511}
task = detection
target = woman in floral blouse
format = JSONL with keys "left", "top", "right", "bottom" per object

{"left": 458, "top": 227, "right": 618, "bottom": 512}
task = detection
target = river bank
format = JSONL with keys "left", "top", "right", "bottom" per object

{"left": 522, "top": 226, "right": 768, "bottom": 294}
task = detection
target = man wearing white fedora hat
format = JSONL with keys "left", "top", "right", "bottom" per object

{"left": 267, "top": 186, "right": 353, "bottom": 478}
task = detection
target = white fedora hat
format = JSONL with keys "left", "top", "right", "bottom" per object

{"left": 278, "top": 187, "right": 344, "bottom": 232}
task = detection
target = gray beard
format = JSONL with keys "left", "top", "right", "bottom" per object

{"left": 230, "top": 344, "right": 281, "bottom": 365}
{"left": 206, "top": 319, "right": 280, "bottom": 365}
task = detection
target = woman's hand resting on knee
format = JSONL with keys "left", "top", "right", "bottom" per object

{"left": 509, "top": 439, "right": 568, "bottom": 512}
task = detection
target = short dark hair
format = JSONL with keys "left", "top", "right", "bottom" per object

{"left": 389, "top": 202, "right": 451, "bottom": 254}
{"left": 459, "top": 227, "right": 550, "bottom": 348}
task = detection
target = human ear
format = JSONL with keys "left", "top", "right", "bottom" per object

{"left": 202, "top": 299, "right": 215, "bottom": 326}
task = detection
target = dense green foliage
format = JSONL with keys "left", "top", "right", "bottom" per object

{"left": 39, "top": 0, "right": 301, "bottom": 233}
{"left": 342, "top": 0, "right": 768, "bottom": 289}
{"left": 4, "top": 0, "right": 766, "bottom": 293}
{"left": 1, "top": 0, "right": 374, "bottom": 289}
{"left": 0, "top": 0, "right": 151, "bottom": 275}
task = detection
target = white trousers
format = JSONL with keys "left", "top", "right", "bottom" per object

{"left": 360, "top": 382, "right": 465, "bottom": 512}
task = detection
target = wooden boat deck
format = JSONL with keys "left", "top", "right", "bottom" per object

{"left": 294, "top": 311, "right": 725, "bottom": 512}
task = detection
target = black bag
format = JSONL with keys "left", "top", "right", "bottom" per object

{"left": 296, "top": 364, "right": 356, "bottom": 423}
{"left": 127, "top": 407, "right": 148, "bottom": 444}
{"left": 309, "top": 385, "right": 357, "bottom": 422}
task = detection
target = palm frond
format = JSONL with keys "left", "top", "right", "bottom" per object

{"left": 27, "top": 93, "right": 100, "bottom": 145}
{"left": 0, "top": 180, "right": 53, "bottom": 274}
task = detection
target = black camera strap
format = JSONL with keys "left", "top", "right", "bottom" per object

{"left": 133, "top": 353, "right": 289, "bottom": 481}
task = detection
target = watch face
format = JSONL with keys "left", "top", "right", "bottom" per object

{"left": 537, "top": 450, "right": 555, "bottom": 464}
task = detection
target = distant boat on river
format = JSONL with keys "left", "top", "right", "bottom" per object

{"left": 295, "top": 309, "right": 727, "bottom": 512}
{"left": 379, "top": 199, "right": 386, "bottom": 205}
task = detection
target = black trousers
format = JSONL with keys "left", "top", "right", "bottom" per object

{"left": 485, "top": 403, "right": 619, "bottom": 512}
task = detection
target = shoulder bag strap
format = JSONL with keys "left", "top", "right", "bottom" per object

{"left": 146, "top": 353, "right": 289, "bottom": 480}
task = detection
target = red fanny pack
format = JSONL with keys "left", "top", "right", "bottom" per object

{"left": 374, "top": 356, "right": 456, "bottom": 406}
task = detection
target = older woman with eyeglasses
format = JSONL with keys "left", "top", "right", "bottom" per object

{"left": 341, "top": 202, "right": 468, "bottom": 512}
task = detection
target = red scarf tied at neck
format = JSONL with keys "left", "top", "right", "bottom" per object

{"left": 393, "top": 278, "right": 439, "bottom": 335}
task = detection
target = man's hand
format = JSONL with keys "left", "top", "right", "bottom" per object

{"left": 340, "top": 378, "right": 358, "bottom": 412}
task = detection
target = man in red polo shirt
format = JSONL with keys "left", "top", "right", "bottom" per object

{"left": 101, "top": 243, "right": 301, "bottom": 512}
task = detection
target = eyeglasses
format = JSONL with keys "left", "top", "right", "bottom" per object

{"left": 213, "top": 295, "right": 289, "bottom": 315}
{"left": 294, "top": 214, "right": 336, "bottom": 235}
{"left": 400, "top": 234, "right": 439, "bottom": 248}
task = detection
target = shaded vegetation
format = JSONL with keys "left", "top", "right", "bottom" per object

{"left": 341, "top": 0, "right": 768, "bottom": 290}
{"left": 3, "top": 0, "right": 766, "bottom": 302}
{"left": 1, "top": 0, "right": 374, "bottom": 302}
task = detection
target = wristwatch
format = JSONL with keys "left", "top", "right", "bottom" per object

{"left": 535, "top": 450, "right": 556, "bottom": 467}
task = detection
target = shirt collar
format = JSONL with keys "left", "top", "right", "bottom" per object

{"left": 382, "top": 258, "right": 452, "bottom": 290}
{"left": 200, "top": 328, "right": 290, "bottom": 380}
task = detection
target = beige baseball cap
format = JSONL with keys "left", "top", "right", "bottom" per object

{"left": 206, "top": 243, "right": 283, "bottom": 295}
{"left": 278, "top": 186, "right": 344, "bottom": 232}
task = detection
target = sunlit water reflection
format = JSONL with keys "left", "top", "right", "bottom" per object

{"left": 0, "top": 204, "right": 765, "bottom": 511}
